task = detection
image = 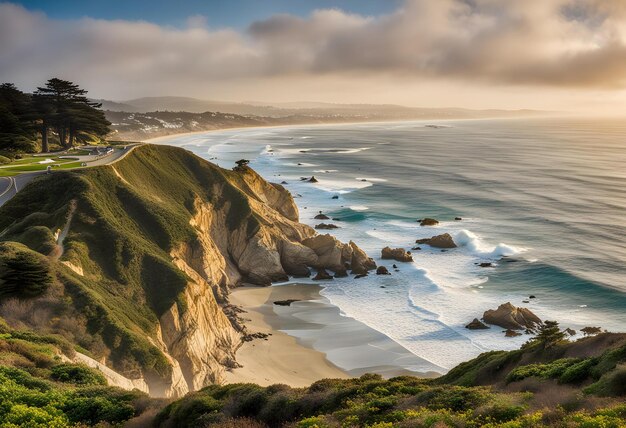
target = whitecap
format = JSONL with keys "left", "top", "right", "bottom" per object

{"left": 355, "top": 177, "right": 388, "bottom": 183}
{"left": 350, "top": 205, "right": 369, "bottom": 211}
{"left": 454, "top": 229, "right": 524, "bottom": 258}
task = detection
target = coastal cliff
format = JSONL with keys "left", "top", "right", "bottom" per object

{"left": 0, "top": 144, "right": 370, "bottom": 397}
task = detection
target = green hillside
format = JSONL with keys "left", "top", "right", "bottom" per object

{"left": 0, "top": 319, "right": 158, "bottom": 427}
{"left": 0, "top": 144, "right": 261, "bottom": 381}
{"left": 156, "top": 332, "right": 626, "bottom": 427}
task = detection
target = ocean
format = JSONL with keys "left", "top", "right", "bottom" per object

{"left": 156, "top": 118, "right": 626, "bottom": 373}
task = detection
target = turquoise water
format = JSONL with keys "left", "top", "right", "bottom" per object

{"left": 157, "top": 118, "right": 626, "bottom": 371}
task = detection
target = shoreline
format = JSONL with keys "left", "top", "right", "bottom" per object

{"left": 224, "top": 285, "right": 349, "bottom": 387}
{"left": 140, "top": 115, "right": 546, "bottom": 145}
{"left": 225, "top": 283, "right": 440, "bottom": 387}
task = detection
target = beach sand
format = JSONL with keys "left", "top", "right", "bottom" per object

{"left": 225, "top": 283, "right": 439, "bottom": 388}
{"left": 224, "top": 285, "right": 349, "bottom": 387}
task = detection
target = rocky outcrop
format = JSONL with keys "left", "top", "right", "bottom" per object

{"left": 314, "top": 213, "right": 330, "bottom": 220}
{"left": 302, "top": 234, "right": 351, "bottom": 272}
{"left": 350, "top": 241, "right": 377, "bottom": 274}
{"left": 416, "top": 233, "right": 457, "bottom": 248}
{"left": 465, "top": 318, "right": 489, "bottom": 330}
{"left": 505, "top": 329, "right": 522, "bottom": 337}
{"left": 419, "top": 218, "right": 439, "bottom": 226}
{"left": 381, "top": 247, "right": 413, "bottom": 262}
{"left": 483, "top": 303, "right": 542, "bottom": 331}
{"left": 376, "top": 266, "right": 390, "bottom": 275}
{"left": 315, "top": 223, "right": 338, "bottom": 230}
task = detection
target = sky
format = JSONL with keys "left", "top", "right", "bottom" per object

{"left": 2, "top": 0, "right": 626, "bottom": 113}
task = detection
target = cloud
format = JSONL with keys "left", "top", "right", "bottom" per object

{"left": 1, "top": 0, "right": 626, "bottom": 101}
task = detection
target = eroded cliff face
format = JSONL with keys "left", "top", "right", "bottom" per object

{"left": 142, "top": 166, "right": 375, "bottom": 396}
{"left": 0, "top": 145, "right": 374, "bottom": 398}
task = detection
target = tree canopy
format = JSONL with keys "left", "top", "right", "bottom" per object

{"left": 0, "top": 78, "right": 111, "bottom": 156}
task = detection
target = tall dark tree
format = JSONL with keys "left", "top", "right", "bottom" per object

{"left": 34, "top": 78, "right": 110, "bottom": 149}
{"left": 0, "top": 83, "right": 37, "bottom": 153}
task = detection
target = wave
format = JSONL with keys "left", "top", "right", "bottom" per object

{"left": 355, "top": 177, "right": 388, "bottom": 183}
{"left": 454, "top": 229, "right": 524, "bottom": 258}
{"left": 350, "top": 205, "right": 369, "bottom": 211}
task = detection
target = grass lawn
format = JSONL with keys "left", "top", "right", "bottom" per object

{"left": 0, "top": 156, "right": 84, "bottom": 176}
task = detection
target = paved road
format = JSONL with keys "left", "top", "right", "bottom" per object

{"left": 0, "top": 144, "right": 140, "bottom": 209}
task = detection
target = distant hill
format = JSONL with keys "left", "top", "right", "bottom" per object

{"left": 102, "top": 97, "right": 550, "bottom": 141}
{"left": 100, "top": 96, "right": 548, "bottom": 119}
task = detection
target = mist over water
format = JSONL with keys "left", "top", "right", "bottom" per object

{"left": 159, "top": 118, "right": 626, "bottom": 372}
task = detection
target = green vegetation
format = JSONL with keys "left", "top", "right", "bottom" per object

{"left": 0, "top": 319, "right": 154, "bottom": 427}
{"left": 0, "top": 242, "right": 54, "bottom": 299}
{"left": 0, "top": 145, "right": 625, "bottom": 427}
{"left": 155, "top": 374, "right": 626, "bottom": 428}
{"left": 0, "top": 145, "right": 271, "bottom": 382}
{"left": 0, "top": 79, "right": 110, "bottom": 157}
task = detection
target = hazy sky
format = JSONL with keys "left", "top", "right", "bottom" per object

{"left": 2, "top": 0, "right": 626, "bottom": 113}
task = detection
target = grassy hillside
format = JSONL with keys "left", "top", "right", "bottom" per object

{"left": 0, "top": 319, "right": 159, "bottom": 427}
{"left": 0, "top": 144, "right": 264, "bottom": 382}
{"left": 155, "top": 332, "right": 626, "bottom": 427}
{"left": 1, "top": 314, "right": 624, "bottom": 427}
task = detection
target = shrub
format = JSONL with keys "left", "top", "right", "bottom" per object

{"left": 50, "top": 363, "right": 106, "bottom": 386}
{"left": 0, "top": 155, "right": 10, "bottom": 164}
{"left": 584, "top": 366, "right": 626, "bottom": 397}
{"left": 559, "top": 358, "right": 597, "bottom": 384}
{"left": 506, "top": 359, "right": 579, "bottom": 383}
{"left": 0, "top": 245, "right": 54, "bottom": 299}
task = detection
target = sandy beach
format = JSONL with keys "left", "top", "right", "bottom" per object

{"left": 225, "top": 283, "right": 439, "bottom": 388}
{"left": 224, "top": 285, "right": 349, "bottom": 387}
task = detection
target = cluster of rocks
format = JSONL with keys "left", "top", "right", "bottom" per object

{"left": 295, "top": 234, "right": 376, "bottom": 281}
{"left": 465, "top": 302, "right": 543, "bottom": 337}
{"left": 315, "top": 223, "right": 339, "bottom": 230}
{"left": 418, "top": 218, "right": 439, "bottom": 226}
{"left": 416, "top": 216, "right": 463, "bottom": 225}
{"left": 381, "top": 247, "right": 413, "bottom": 262}
{"left": 415, "top": 233, "right": 457, "bottom": 249}
{"left": 242, "top": 332, "right": 271, "bottom": 342}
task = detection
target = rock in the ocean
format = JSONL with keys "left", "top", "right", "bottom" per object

{"left": 281, "top": 181, "right": 288, "bottom": 184}
{"left": 331, "top": 195, "right": 339, "bottom": 199}
{"left": 350, "top": 241, "right": 377, "bottom": 274}
{"left": 376, "top": 266, "right": 391, "bottom": 275}
{"left": 505, "top": 329, "right": 522, "bottom": 337}
{"left": 315, "top": 223, "right": 339, "bottom": 230}
{"left": 381, "top": 247, "right": 413, "bottom": 262}
{"left": 483, "top": 302, "right": 542, "bottom": 331}
{"left": 479, "top": 262, "right": 494, "bottom": 268}
{"left": 415, "top": 233, "right": 457, "bottom": 248}
{"left": 313, "top": 269, "right": 333, "bottom": 281}
{"left": 419, "top": 218, "right": 439, "bottom": 226}
{"left": 455, "top": 217, "right": 463, "bottom": 221}
{"left": 308, "top": 176, "right": 318, "bottom": 183}
{"left": 274, "top": 299, "right": 300, "bottom": 306}
{"left": 314, "top": 213, "right": 330, "bottom": 220}
{"left": 465, "top": 318, "right": 489, "bottom": 330}
{"left": 354, "top": 273, "right": 368, "bottom": 279}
